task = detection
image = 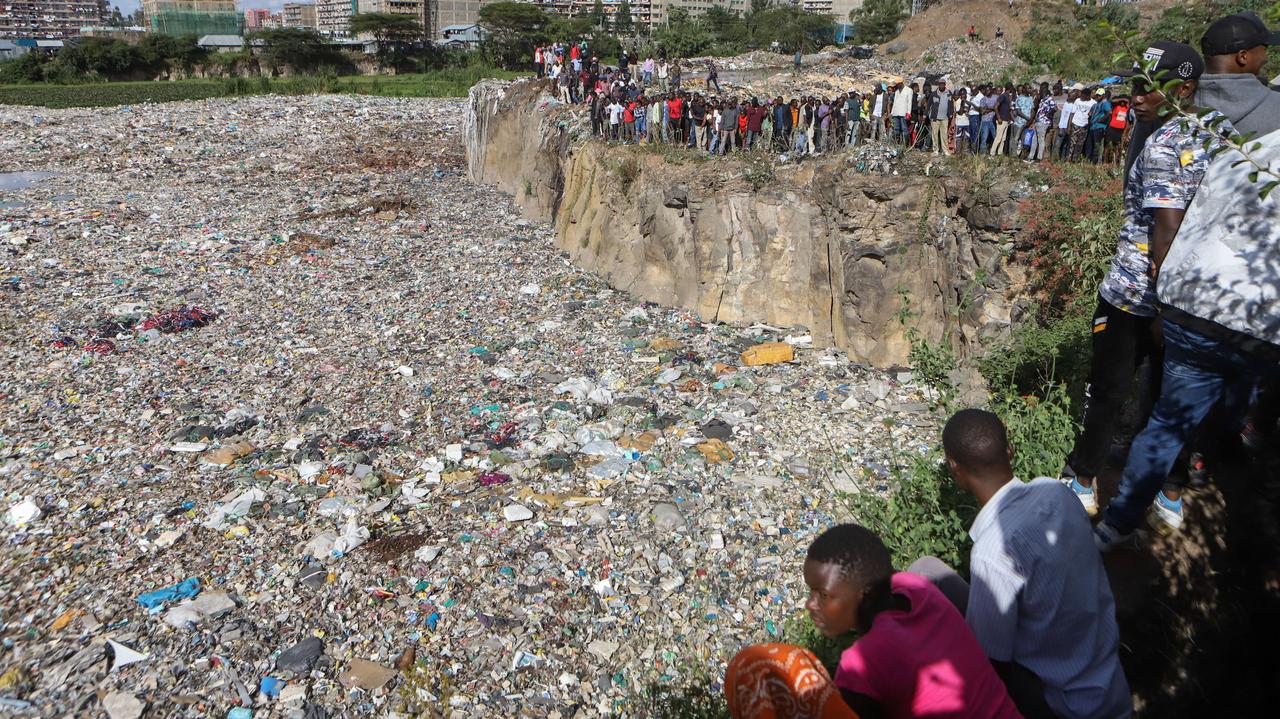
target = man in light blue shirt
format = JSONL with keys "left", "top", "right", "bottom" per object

{"left": 913, "top": 409, "right": 1132, "bottom": 719}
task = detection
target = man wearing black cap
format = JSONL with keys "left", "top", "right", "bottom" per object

{"left": 1196, "top": 11, "right": 1280, "bottom": 137}
{"left": 1062, "top": 42, "right": 1236, "bottom": 536}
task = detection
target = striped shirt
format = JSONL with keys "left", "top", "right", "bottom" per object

{"left": 967, "top": 478, "right": 1132, "bottom": 719}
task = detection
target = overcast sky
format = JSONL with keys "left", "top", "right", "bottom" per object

{"left": 110, "top": 1, "right": 293, "bottom": 15}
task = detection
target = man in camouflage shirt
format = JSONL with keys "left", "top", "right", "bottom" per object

{"left": 1062, "top": 42, "right": 1233, "bottom": 534}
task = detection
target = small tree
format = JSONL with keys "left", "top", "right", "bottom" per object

{"left": 479, "top": 1, "right": 552, "bottom": 68}
{"left": 850, "top": 0, "right": 906, "bottom": 45}
{"left": 590, "top": 0, "right": 607, "bottom": 30}
{"left": 251, "top": 27, "right": 346, "bottom": 75}
{"left": 615, "top": 1, "right": 634, "bottom": 35}
{"left": 350, "top": 12, "right": 422, "bottom": 71}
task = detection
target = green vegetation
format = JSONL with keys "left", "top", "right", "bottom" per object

{"left": 850, "top": 0, "right": 908, "bottom": 45}
{"left": 0, "top": 66, "right": 522, "bottom": 108}
{"left": 634, "top": 669, "right": 729, "bottom": 719}
{"left": 1017, "top": 0, "right": 1280, "bottom": 80}
{"left": 0, "top": 33, "right": 210, "bottom": 84}
{"left": 479, "top": 0, "right": 837, "bottom": 70}
{"left": 350, "top": 12, "right": 426, "bottom": 71}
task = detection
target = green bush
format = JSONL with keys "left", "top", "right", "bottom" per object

{"left": 989, "top": 380, "right": 1079, "bottom": 480}
{"left": 635, "top": 672, "right": 729, "bottom": 719}
{"left": 979, "top": 300, "right": 1093, "bottom": 401}
{"left": 850, "top": 0, "right": 907, "bottom": 45}
{"left": 842, "top": 451, "right": 974, "bottom": 572}
{"left": 1015, "top": 4, "right": 1137, "bottom": 80}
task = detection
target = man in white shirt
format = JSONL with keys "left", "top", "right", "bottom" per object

{"left": 968, "top": 87, "right": 984, "bottom": 153}
{"left": 606, "top": 100, "right": 623, "bottom": 141}
{"left": 869, "top": 86, "right": 886, "bottom": 141}
{"left": 911, "top": 409, "right": 1132, "bottom": 719}
{"left": 1069, "top": 87, "right": 1096, "bottom": 161}
{"left": 890, "top": 79, "right": 913, "bottom": 144}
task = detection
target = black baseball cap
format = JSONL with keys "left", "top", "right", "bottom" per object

{"left": 1115, "top": 41, "right": 1205, "bottom": 81}
{"left": 1201, "top": 12, "right": 1280, "bottom": 56}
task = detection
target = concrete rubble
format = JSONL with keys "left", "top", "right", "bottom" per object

{"left": 0, "top": 94, "right": 940, "bottom": 716}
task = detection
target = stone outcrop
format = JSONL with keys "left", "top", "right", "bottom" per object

{"left": 465, "top": 79, "right": 1027, "bottom": 367}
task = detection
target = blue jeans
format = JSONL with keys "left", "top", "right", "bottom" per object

{"left": 1104, "top": 320, "right": 1275, "bottom": 533}
{"left": 978, "top": 120, "right": 996, "bottom": 153}
{"left": 892, "top": 116, "right": 907, "bottom": 143}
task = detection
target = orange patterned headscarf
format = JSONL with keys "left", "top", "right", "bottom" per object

{"left": 724, "top": 643, "right": 859, "bottom": 719}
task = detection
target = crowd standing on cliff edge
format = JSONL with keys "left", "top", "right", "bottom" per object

{"left": 544, "top": 10, "right": 1280, "bottom": 719}
{"left": 538, "top": 43, "right": 1146, "bottom": 164}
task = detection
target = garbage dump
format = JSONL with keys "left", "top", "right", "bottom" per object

{"left": 0, "top": 95, "right": 937, "bottom": 716}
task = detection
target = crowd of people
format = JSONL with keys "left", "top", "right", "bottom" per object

{"left": 559, "top": 10, "right": 1278, "bottom": 719}
{"left": 539, "top": 41, "right": 1146, "bottom": 163}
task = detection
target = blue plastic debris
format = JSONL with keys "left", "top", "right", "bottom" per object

{"left": 259, "top": 676, "right": 285, "bottom": 698}
{"left": 136, "top": 577, "right": 201, "bottom": 608}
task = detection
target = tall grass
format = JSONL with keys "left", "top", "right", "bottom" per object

{"left": 0, "top": 66, "right": 523, "bottom": 108}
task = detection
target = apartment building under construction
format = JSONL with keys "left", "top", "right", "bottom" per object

{"left": 141, "top": 0, "right": 243, "bottom": 37}
{"left": 0, "top": 0, "right": 107, "bottom": 38}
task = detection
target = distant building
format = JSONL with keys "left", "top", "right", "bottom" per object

{"left": 0, "top": 0, "right": 108, "bottom": 39}
{"left": 244, "top": 8, "right": 271, "bottom": 29}
{"left": 438, "top": 22, "right": 484, "bottom": 49}
{"left": 79, "top": 24, "right": 149, "bottom": 43}
{"left": 437, "top": 0, "right": 500, "bottom": 33}
{"left": 799, "top": 0, "right": 862, "bottom": 23}
{"left": 196, "top": 33, "right": 243, "bottom": 51}
{"left": 316, "top": 0, "right": 357, "bottom": 37}
{"left": 0, "top": 38, "right": 28, "bottom": 58}
{"left": 142, "top": 0, "right": 243, "bottom": 37}
{"left": 283, "top": 2, "right": 318, "bottom": 29}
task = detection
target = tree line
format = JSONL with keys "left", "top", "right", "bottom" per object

{"left": 478, "top": 0, "right": 839, "bottom": 69}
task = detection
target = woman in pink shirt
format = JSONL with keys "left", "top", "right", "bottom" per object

{"left": 725, "top": 524, "right": 1021, "bottom": 719}
{"left": 807, "top": 524, "right": 1021, "bottom": 719}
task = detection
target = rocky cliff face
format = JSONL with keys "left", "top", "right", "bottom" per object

{"left": 465, "top": 79, "right": 1028, "bottom": 367}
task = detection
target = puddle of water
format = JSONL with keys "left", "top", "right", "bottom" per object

{"left": 0, "top": 171, "right": 59, "bottom": 190}
{"left": 0, "top": 201, "right": 29, "bottom": 209}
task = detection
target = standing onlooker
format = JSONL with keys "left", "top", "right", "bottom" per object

{"left": 772, "top": 96, "right": 792, "bottom": 151}
{"left": 745, "top": 98, "right": 767, "bottom": 150}
{"left": 869, "top": 85, "right": 887, "bottom": 142}
{"left": 1030, "top": 86, "right": 1056, "bottom": 161}
{"left": 1103, "top": 98, "right": 1129, "bottom": 164}
{"left": 666, "top": 93, "right": 683, "bottom": 144}
{"left": 1085, "top": 88, "right": 1112, "bottom": 163}
{"left": 978, "top": 86, "right": 997, "bottom": 153}
{"left": 1066, "top": 42, "right": 1230, "bottom": 529}
{"left": 1068, "top": 87, "right": 1096, "bottom": 161}
{"left": 1012, "top": 85, "right": 1034, "bottom": 157}
{"left": 718, "top": 98, "right": 739, "bottom": 155}
{"left": 1056, "top": 86, "right": 1078, "bottom": 160}
{"left": 928, "top": 81, "right": 953, "bottom": 155}
{"left": 1196, "top": 11, "right": 1280, "bottom": 138}
{"left": 989, "top": 86, "right": 1012, "bottom": 156}
{"left": 890, "top": 80, "right": 913, "bottom": 145}
{"left": 955, "top": 89, "right": 971, "bottom": 154}
{"left": 845, "top": 91, "right": 862, "bottom": 146}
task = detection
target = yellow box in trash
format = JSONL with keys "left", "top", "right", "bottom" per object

{"left": 740, "top": 342, "right": 794, "bottom": 366}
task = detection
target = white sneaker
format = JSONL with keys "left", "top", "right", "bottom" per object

{"left": 1093, "top": 520, "right": 1135, "bottom": 552}
{"left": 1067, "top": 476, "right": 1099, "bottom": 516}
{"left": 1149, "top": 491, "right": 1184, "bottom": 533}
